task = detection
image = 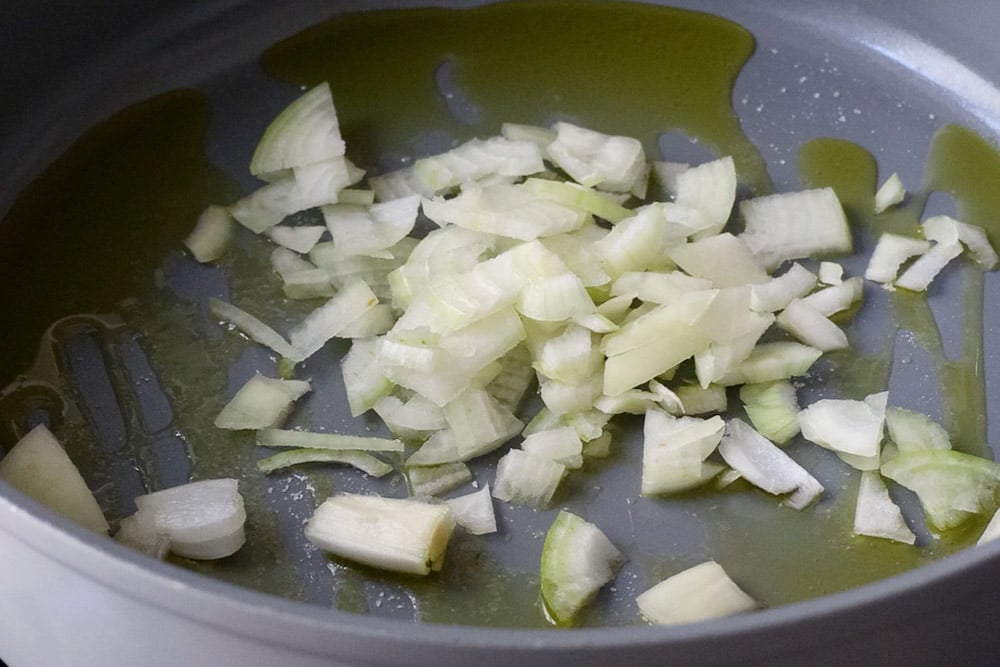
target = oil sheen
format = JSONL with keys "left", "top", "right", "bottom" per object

{"left": 1, "top": 0, "right": 999, "bottom": 629}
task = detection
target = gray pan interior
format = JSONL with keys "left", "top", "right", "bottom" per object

{"left": 2, "top": 1, "right": 1000, "bottom": 665}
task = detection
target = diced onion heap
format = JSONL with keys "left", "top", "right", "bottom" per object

{"left": 174, "top": 82, "right": 1000, "bottom": 624}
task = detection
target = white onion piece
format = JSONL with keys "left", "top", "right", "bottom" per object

{"left": 133, "top": 478, "right": 246, "bottom": 560}
{"left": 853, "top": 471, "right": 916, "bottom": 544}
{"left": 445, "top": 485, "right": 497, "bottom": 535}
{"left": 717, "top": 418, "right": 823, "bottom": 509}
{"left": 637, "top": 561, "right": 756, "bottom": 625}
{"left": 0, "top": 424, "right": 109, "bottom": 534}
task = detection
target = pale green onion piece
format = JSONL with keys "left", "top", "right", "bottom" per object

{"left": 881, "top": 450, "right": 1000, "bottom": 532}
{"left": 874, "top": 172, "right": 905, "bottom": 213}
{"left": 250, "top": 82, "right": 345, "bottom": 178}
{"left": 668, "top": 233, "right": 770, "bottom": 287}
{"left": 775, "top": 298, "right": 849, "bottom": 352}
{"left": 0, "top": 424, "right": 109, "bottom": 534}
{"left": 923, "top": 215, "right": 998, "bottom": 269}
{"left": 492, "top": 449, "right": 565, "bottom": 508}
{"left": 647, "top": 380, "right": 686, "bottom": 416}
{"left": 540, "top": 510, "right": 624, "bottom": 626}
{"left": 749, "top": 262, "right": 817, "bottom": 313}
{"left": 414, "top": 137, "right": 544, "bottom": 193}
{"left": 540, "top": 375, "right": 603, "bottom": 417}
{"left": 798, "top": 392, "right": 887, "bottom": 467}
{"left": 884, "top": 406, "right": 951, "bottom": 452}
{"left": 288, "top": 279, "right": 378, "bottom": 359}
{"left": 339, "top": 338, "right": 393, "bottom": 417}
{"left": 228, "top": 178, "right": 299, "bottom": 233}
{"left": 853, "top": 470, "right": 916, "bottom": 544}
{"left": 407, "top": 462, "right": 473, "bottom": 497}
{"left": 405, "top": 428, "right": 463, "bottom": 466}
{"left": 445, "top": 485, "right": 497, "bottom": 535}
{"left": 422, "top": 183, "right": 586, "bottom": 241}
{"left": 133, "top": 479, "right": 246, "bottom": 560}
{"left": 726, "top": 342, "right": 822, "bottom": 386}
{"left": 533, "top": 324, "right": 601, "bottom": 384}
{"left": 610, "top": 271, "right": 714, "bottom": 306}
{"left": 594, "top": 389, "right": 659, "bottom": 416}
{"left": 521, "top": 427, "right": 584, "bottom": 469}
{"left": 864, "top": 233, "right": 931, "bottom": 284}
{"left": 739, "top": 380, "right": 801, "bottom": 445}
{"left": 637, "top": 561, "right": 756, "bottom": 625}
{"left": 209, "top": 297, "right": 305, "bottom": 362}
{"left": 671, "top": 383, "right": 726, "bottom": 416}
{"left": 672, "top": 155, "right": 737, "bottom": 238}
{"left": 740, "top": 187, "right": 852, "bottom": 270}
{"left": 593, "top": 204, "right": 674, "bottom": 280}
{"left": 485, "top": 344, "right": 536, "bottom": 413}
{"left": 214, "top": 374, "right": 311, "bottom": 430}
{"left": 338, "top": 303, "right": 394, "bottom": 338}
{"left": 977, "top": 508, "right": 1000, "bottom": 546}
{"left": 641, "top": 408, "right": 725, "bottom": 496}
{"left": 373, "top": 394, "right": 446, "bottom": 442}
{"left": 256, "top": 448, "right": 393, "bottom": 477}
{"left": 800, "top": 276, "right": 864, "bottom": 317}
{"left": 185, "top": 204, "right": 234, "bottom": 262}
{"left": 522, "top": 177, "right": 632, "bottom": 223}
{"left": 894, "top": 241, "right": 963, "bottom": 292}
{"left": 323, "top": 195, "right": 419, "bottom": 258}
{"left": 442, "top": 388, "right": 524, "bottom": 459}
{"left": 305, "top": 494, "right": 455, "bottom": 575}
{"left": 267, "top": 225, "right": 325, "bottom": 254}
{"left": 256, "top": 428, "right": 402, "bottom": 452}
{"left": 546, "top": 121, "right": 646, "bottom": 193}
{"left": 369, "top": 166, "right": 435, "bottom": 202}
{"left": 717, "top": 418, "right": 824, "bottom": 509}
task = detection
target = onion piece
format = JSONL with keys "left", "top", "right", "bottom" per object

{"left": 637, "top": 560, "right": 756, "bottom": 625}
{"left": 250, "top": 82, "right": 345, "bottom": 178}
{"left": 874, "top": 172, "right": 906, "bottom": 213}
{"left": 853, "top": 470, "right": 916, "bottom": 544}
{"left": 0, "top": 424, "right": 109, "bottom": 534}
{"left": 133, "top": 478, "right": 246, "bottom": 560}
{"left": 492, "top": 449, "right": 565, "bottom": 508}
{"left": 185, "top": 204, "right": 235, "bottom": 262}
{"left": 209, "top": 297, "right": 305, "bottom": 363}
{"left": 407, "top": 462, "right": 473, "bottom": 497}
{"left": 256, "top": 448, "right": 393, "bottom": 477}
{"left": 445, "top": 485, "right": 497, "bottom": 535}
{"left": 214, "top": 374, "right": 311, "bottom": 430}
{"left": 305, "top": 494, "right": 455, "bottom": 575}
{"left": 740, "top": 187, "right": 852, "bottom": 270}
{"left": 717, "top": 418, "right": 823, "bottom": 509}
{"left": 256, "top": 428, "right": 403, "bottom": 452}
{"left": 540, "top": 510, "right": 624, "bottom": 626}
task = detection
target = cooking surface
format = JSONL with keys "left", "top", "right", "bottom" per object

{"left": 2, "top": 0, "right": 1000, "bottom": 664}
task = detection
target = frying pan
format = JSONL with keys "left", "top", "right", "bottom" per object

{"left": 2, "top": 1, "right": 1000, "bottom": 665}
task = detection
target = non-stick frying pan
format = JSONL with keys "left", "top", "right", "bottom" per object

{"left": 2, "top": 1, "right": 1000, "bottom": 665}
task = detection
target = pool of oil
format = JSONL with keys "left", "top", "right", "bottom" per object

{"left": 1, "top": 0, "right": 999, "bottom": 630}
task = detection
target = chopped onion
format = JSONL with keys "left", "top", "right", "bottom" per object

{"left": 445, "top": 485, "right": 497, "bottom": 535}
{"left": 214, "top": 374, "right": 311, "bottom": 430}
{"left": 540, "top": 510, "right": 623, "bottom": 626}
{"left": 305, "top": 494, "right": 455, "bottom": 575}
{"left": 133, "top": 478, "right": 246, "bottom": 560}
{"left": 637, "top": 560, "right": 756, "bottom": 625}
{"left": 0, "top": 424, "right": 109, "bottom": 534}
